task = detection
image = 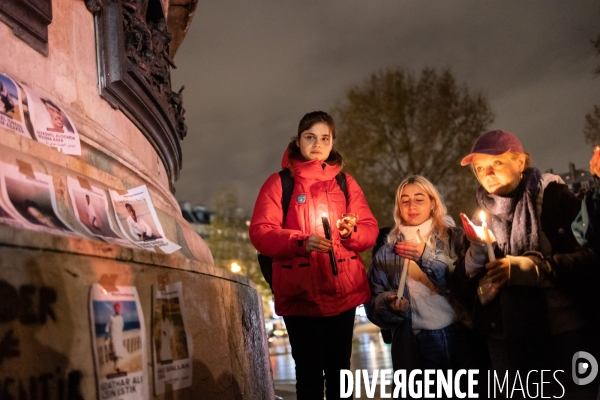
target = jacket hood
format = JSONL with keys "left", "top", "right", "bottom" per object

{"left": 281, "top": 148, "right": 341, "bottom": 181}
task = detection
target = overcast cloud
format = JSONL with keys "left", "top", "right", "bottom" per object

{"left": 171, "top": 1, "right": 599, "bottom": 212}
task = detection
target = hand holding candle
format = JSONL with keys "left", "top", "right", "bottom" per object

{"left": 479, "top": 211, "right": 496, "bottom": 262}
{"left": 459, "top": 213, "right": 496, "bottom": 245}
{"left": 321, "top": 214, "right": 338, "bottom": 276}
{"left": 395, "top": 232, "right": 421, "bottom": 308}
{"left": 460, "top": 212, "right": 500, "bottom": 305}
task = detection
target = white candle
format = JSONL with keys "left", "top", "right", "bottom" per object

{"left": 479, "top": 211, "right": 496, "bottom": 262}
{"left": 396, "top": 232, "right": 421, "bottom": 307}
{"left": 396, "top": 258, "right": 410, "bottom": 307}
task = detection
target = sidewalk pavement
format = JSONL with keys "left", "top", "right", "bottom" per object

{"left": 273, "top": 322, "right": 387, "bottom": 399}
{"left": 273, "top": 379, "right": 391, "bottom": 400}
{"left": 274, "top": 380, "right": 296, "bottom": 400}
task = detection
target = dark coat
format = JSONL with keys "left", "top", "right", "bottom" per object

{"left": 453, "top": 181, "right": 600, "bottom": 371}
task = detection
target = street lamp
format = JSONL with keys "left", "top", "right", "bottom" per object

{"left": 231, "top": 262, "right": 241, "bottom": 274}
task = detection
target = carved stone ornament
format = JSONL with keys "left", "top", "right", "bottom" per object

{"left": 0, "top": 0, "right": 52, "bottom": 56}
{"left": 87, "top": 0, "right": 187, "bottom": 192}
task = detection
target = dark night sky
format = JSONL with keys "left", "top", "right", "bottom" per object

{"left": 171, "top": 1, "right": 599, "bottom": 213}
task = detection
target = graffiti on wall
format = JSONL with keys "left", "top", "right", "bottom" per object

{"left": 0, "top": 280, "right": 84, "bottom": 400}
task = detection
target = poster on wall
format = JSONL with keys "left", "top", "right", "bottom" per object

{"left": 66, "top": 176, "right": 134, "bottom": 246}
{"left": 21, "top": 84, "right": 81, "bottom": 155}
{"left": 0, "top": 161, "right": 79, "bottom": 236}
{"left": 0, "top": 197, "right": 29, "bottom": 228}
{"left": 109, "top": 185, "right": 181, "bottom": 254}
{"left": 90, "top": 284, "right": 149, "bottom": 400}
{"left": 0, "top": 73, "right": 29, "bottom": 138}
{"left": 152, "top": 282, "right": 193, "bottom": 395}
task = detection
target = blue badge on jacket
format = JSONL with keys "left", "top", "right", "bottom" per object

{"left": 297, "top": 194, "right": 306, "bottom": 203}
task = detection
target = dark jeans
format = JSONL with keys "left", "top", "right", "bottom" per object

{"left": 413, "top": 323, "right": 488, "bottom": 399}
{"left": 415, "top": 323, "right": 471, "bottom": 370}
{"left": 283, "top": 308, "right": 356, "bottom": 400}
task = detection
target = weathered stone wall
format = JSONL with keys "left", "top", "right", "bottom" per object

{"left": 0, "top": 224, "right": 273, "bottom": 399}
{"left": 0, "top": 0, "right": 274, "bottom": 398}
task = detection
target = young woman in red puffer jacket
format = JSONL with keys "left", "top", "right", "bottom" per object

{"left": 250, "top": 111, "right": 378, "bottom": 400}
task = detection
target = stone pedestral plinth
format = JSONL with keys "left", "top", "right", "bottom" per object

{"left": 0, "top": 0, "right": 274, "bottom": 398}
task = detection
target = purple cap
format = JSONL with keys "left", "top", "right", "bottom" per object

{"left": 460, "top": 130, "right": 523, "bottom": 166}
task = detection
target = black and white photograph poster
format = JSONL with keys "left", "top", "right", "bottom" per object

{"left": 66, "top": 176, "right": 134, "bottom": 246}
{"left": 0, "top": 161, "right": 78, "bottom": 236}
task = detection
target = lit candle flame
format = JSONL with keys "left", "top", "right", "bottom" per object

{"left": 479, "top": 210, "right": 486, "bottom": 224}
{"left": 57, "top": 147, "right": 62, "bottom": 153}
{"left": 322, "top": 212, "right": 328, "bottom": 218}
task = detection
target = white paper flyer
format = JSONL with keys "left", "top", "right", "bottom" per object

{"left": 109, "top": 185, "right": 181, "bottom": 254}
{"left": 0, "top": 73, "right": 29, "bottom": 138}
{"left": 66, "top": 176, "right": 134, "bottom": 246}
{"left": 152, "top": 282, "right": 193, "bottom": 395}
{"left": 0, "top": 161, "right": 79, "bottom": 236}
{"left": 90, "top": 284, "right": 149, "bottom": 400}
{"left": 21, "top": 84, "right": 81, "bottom": 155}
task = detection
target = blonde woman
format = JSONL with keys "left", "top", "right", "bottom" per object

{"left": 365, "top": 175, "right": 484, "bottom": 374}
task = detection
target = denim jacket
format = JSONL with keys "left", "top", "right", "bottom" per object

{"left": 365, "top": 226, "right": 465, "bottom": 330}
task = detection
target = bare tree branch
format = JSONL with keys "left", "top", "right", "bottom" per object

{"left": 334, "top": 67, "right": 494, "bottom": 225}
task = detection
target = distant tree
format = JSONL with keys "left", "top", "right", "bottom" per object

{"left": 584, "top": 34, "right": 600, "bottom": 146}
{"left": 334, "top": 68, "right": 494, "bottom": 226}
{"left": 584, "top": 105, "right": 600, "bottom": 146}
{"left": 205, "top": 189, "right": 271, "bottom": 298}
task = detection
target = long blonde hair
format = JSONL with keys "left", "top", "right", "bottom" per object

{"left": 387, "top": 175, "right": 454, "bottom": 246}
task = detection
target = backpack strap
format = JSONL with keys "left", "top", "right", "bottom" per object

{"left": 336, "top": 172, "right": 348, "bottom": 204}
{"left": 279, "top": 168, "right": 294, "bottom": 224}
{"left": 278, "top": 169, "right": 348, "bottom": 225}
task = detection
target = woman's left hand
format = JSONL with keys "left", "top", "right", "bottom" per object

{"left": 486, "top": 258, "right": 510, "bottom": 287}
{"left": 337, "top": 213, "right": 358, "bottom": 238}
{"left": 395, "top": 230, "right": 425, "bottom": 261}
{"left": 590, "top": 146, "right": 600, "bottom": 177}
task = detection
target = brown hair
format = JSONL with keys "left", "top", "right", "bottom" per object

{"left": 286, "top": 111, "right": 344, "bottom": 168}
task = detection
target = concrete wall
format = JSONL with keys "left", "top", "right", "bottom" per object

{"left": 0, "top": 0, "right": 274, "bottom": 398}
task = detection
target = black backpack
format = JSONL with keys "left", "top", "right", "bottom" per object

{"left": 258, "top": 168, "right": 348, "bottom": 289}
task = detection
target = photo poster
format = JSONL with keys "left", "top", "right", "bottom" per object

{"left": 109, "top": 185, "right": 181, "bottom": 254}
{"left": 66, "top": 176, "right": 135, "bottom": 247}
{"left": 90, "top": 284, "right": 149, "bottom": 400}
{"left": 152, "top": 282, "right": 193, "bottom": 395}
{"left": 0, "top": 161, "right": 79, "bottom": 237}
{"left": 20, "top": 84, "right": 81, "bottom": 155}
{"left": 0, "top": 73, "right": 29, "bottom": 138}
{"left": 0, "top": 195, "right": 29, "bottom": 229}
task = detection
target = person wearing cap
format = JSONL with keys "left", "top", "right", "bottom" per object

{"left": 456, "top": 130, "right": 600, "bottom": 398}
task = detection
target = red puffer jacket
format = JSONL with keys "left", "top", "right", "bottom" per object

{"left": 250, "top": 152, "right": 378, "bottom": 317}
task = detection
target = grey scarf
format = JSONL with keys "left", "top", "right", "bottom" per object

{"left": 476, "top": 168, "right": 542, "bottom": 257}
